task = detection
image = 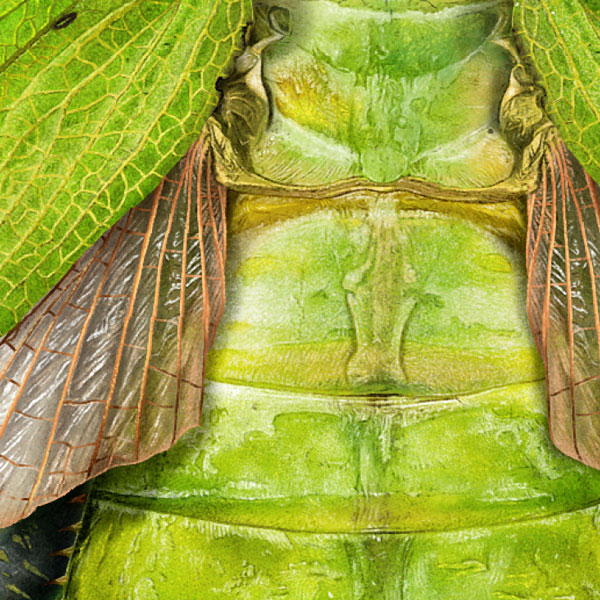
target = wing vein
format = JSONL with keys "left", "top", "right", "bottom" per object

{"left": 24, "top": 211, "right": 135, "bottom": 512}
{"left": 555, "top": 143, "right": 582, "bottom": 461}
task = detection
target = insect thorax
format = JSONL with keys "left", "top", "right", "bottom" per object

{"left": 212, "top": 0, "right": 547, "bottom": 196}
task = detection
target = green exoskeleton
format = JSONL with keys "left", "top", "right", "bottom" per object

{"left": 1, "top": 0, "right": 600, "bottom": 597}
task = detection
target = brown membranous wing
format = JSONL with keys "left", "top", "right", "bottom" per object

{"left": 0, "top": 136, "right": 227, "bottom": 527}
{"left": 527, "top": 138, "right": 600, "bottom": 469}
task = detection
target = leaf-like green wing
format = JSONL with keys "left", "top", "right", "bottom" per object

{"left": 0, "top": 0, "right": 250, "bottom": 335}
{"left": 513, "top": 0, "right": 600, "bottom": 181}
{"left": 0, "top": 1, "right": 77, "bottom": 66}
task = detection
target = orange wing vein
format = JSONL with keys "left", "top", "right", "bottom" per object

{"left": 527, "top": 138, "right": 600, "bottom": 468}
{"left": 0, "top": 135, "right": 227, "bottom": 527}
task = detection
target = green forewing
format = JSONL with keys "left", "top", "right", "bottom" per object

{"left": 0, "top": 1, "right": 77, "bottom": 65}
{"left": 0, "top": 0, "right": 251, "bottom": 334}
{"left": 513, "top": 0, "right": 600, "bottom": 181}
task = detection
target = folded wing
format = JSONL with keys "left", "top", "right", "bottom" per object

{"left": 527, "top": 137, "right": 600, "bottom": 468}
{"left": 0, "top": 136, "right": 227, "bottom": 526}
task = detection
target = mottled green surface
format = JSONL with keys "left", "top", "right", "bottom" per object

{"left": 514, "top": 0, "right": 600, "bottom": 181}
{"left": 281, "top": 0, "right": 502, "bottom": 9}
{"left": 244, "top": 0, "right": 516, "bottom": 186}
{"left": 66, "top": 491, "right": 600, "bottom": 598}
{"left": 0, "top": 0, "right": 251, "bottom": 334}
{"left": 208, "top": 195, "right": 540, "bottom": 396}
{"left": 93, "top": 380, "right": 600, "bottom": 533}
{"left": 64, "top": 194, "right": 600, "bottom": 596}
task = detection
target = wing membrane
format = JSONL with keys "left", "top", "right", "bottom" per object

{"left": 0, "top": 136, "right": 226, "bottom": 526}
{"left": 527, "top": 137, "right": 600, "bottom": 468}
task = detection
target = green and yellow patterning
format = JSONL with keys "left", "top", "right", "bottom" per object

{"left": 3, "top": 0, "right": 600, "bottom": 598}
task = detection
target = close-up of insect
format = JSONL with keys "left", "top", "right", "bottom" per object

{"left": 2, "top": 0, "right": 600, "bottom": 597}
